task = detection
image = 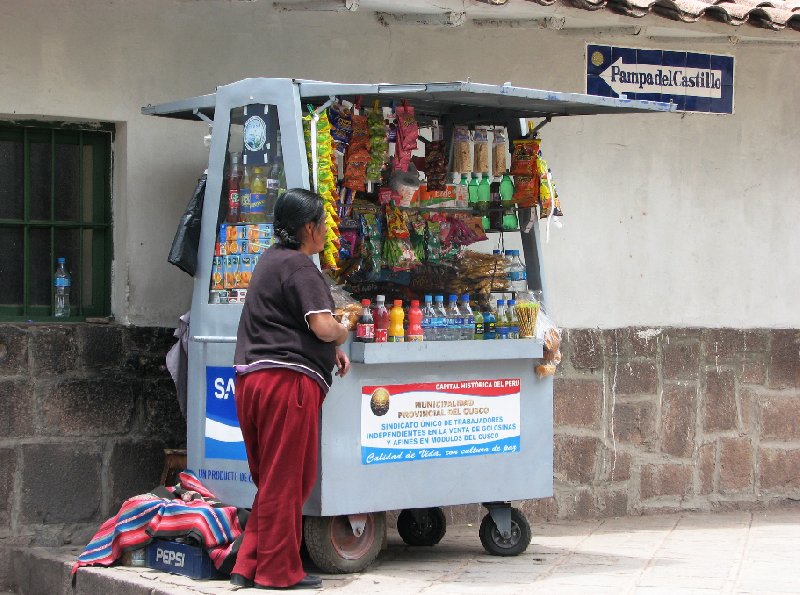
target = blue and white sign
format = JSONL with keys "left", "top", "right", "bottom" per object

{"left": 587, "top": 45, "right": 734, "bottom": 114}
{"left": 205, "top": 366, "right": 247, "bottom": 461}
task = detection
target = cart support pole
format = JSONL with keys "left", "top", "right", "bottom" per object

{"left": 484, "top": 502, "right": 513, "bottom": 539}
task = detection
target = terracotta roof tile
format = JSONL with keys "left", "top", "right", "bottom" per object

{"left": 525, "top": 0, "right": 800, "bottom": 30}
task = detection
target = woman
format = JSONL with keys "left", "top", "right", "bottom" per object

{"left": 231, "top": 188, "right": 350, "bottom": 590}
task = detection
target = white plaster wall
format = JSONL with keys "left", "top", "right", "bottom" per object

{"left": 1, "top": 0, "right": 797, "bottom": 328}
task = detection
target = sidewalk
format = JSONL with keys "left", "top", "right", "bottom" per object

{"left": 17, "top": 507, "right": 800, "bottom": 594}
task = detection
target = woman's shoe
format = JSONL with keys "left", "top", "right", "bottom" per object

{"left": 255, "top": 574, "right": 323, "bottom": 590}
{"left": 230, "top": 572, "right": 255, "bottom": 588}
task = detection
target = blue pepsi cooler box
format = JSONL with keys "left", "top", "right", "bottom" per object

{"left": 145, "top": 539, "right": 222, "bottom": 580}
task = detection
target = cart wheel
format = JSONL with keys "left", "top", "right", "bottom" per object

{"left": 479, "top": 507, "right": 531, "bottom": 557}
{"left": 397, "top": 507, "right": 447, "bottom": 546}
{"left": 303, "top": 513, "right": 385, "bottom": 574}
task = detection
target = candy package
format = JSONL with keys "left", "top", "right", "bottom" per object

{"left": 394, "top": 102, "right": 418, "bottom": 172}
{"left": 424, "top": 139, "right": 449, "bottom": 191}
{"left": 328, "top": 103, "right": 352, "bottom": 154}
{"left": 366, "top": 100, "right": 388, "bottom": 182}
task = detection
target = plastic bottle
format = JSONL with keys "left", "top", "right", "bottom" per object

{"left": 355, "top": 299, "right": 374, "bottom": 343}
{"left": 467, "top": 174, "right": 479, "bottom": 211}
{"left": 434, "top": 295, "right": 448, "bottom": 341}
{"left": 225, "top": 153, "right": 241, "bottom": 224}
{"left": 457, "top": 173, "right": 470, "bottom": 209}
{"left": 239, "top": 166, "right": 251, "bottom": 223}
{"left": 373, "top": 295, "right": 390, "bottom": 343}
{"left": 421, "top": 295, "right": 437, "bottom": 341}
{"left": 503, "top": 250, "right": 514, "bottom": 291}
{"left": 248, "top": 166, "right": 267, "bottom": 223}
{"left": 509, "top": 250, "right": 528, "bottom": 293}
{"left": 459, "top": 294, "right": 474, "bottom": 340}
{"left": 407, "top": 300, "right": 424, "bottom": 342}
{"left": 507, "top": 298, "right": 519, "bottom": 339}
{"left": 388, "top": 299, "right": 405, "bottom": 342}
{"left": 488, "top": 179, "right": 502, "bottom": 231}
{"left": 496, "top": 299, "right": 509, "bottom": 340}
{"left": 473, "top": 308, "right": 485, "bottom": 340}
{"left": 483, "top": 306, "right": 496, "bottom": 340}
{"left": 264, "top": 155, "right": 280, "bottom": 222}
{"left": 53, "top": 257, "right": 71, "bottom": 318}
{"left": 446, "top": 294, "right": 462, "bottom": 341}
{"left": 500, "top": 173, "right": 518, "bottom": 231}
{"left": 477, "top": 173, "right": 491, "bottom": 230}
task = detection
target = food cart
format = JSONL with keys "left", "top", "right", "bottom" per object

{"left": 142, "top": 79, "right": 673, "bottom": 573}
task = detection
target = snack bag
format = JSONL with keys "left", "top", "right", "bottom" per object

{"left": 511, "top": 139, "right": 540, "bottom": 176}
{"left": 452, "top": 125, "right": 472, "bottom": 173}
{"left": 473, "top": 126, "right": 490, "bottom": 174}
{"left": 492, "top": 127, "right": 508, "bottom": 176}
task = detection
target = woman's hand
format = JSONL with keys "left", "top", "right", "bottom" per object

{"left": 335, "top": 347, "right": 351, "bottom": 378}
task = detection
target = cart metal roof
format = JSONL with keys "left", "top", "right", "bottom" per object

{"left": 141, "top": 79, "right": 676, "bottom": 123}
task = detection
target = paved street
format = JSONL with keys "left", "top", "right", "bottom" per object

{"left": 74, "top": 507, "right": 800, "bottom": 594}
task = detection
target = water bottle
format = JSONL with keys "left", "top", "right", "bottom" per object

{"left": 434, "top": 295, "right": 449, "bottom": 341}
{"left": 422, "top": 295, "right": 437, "bottom": 341}
{"left": 507, "top": 299, "right": 520, "bottom": 339}
{"left": 459, "top": 294, "right": 474, "bottom": 340}
{"left": 53, "top": 257, "right": 71, "bottom": 318}
{"left": 447, "top": 295, "right": 462, "bottom": 341}
{"left": 496, "top": 299, "right": 510, "bottom": 340}
{"left": 483, "top": 307, "right": 497, "bottom": 340}
{"left": 510, "top": 250, "right": 528, "bottom": 293}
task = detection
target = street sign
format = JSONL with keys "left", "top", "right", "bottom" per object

{"left": 587, "top": 45, "right": 734, "bottom": 114}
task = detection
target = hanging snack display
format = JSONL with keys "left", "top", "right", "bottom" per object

{"left": 473, "top": 126, "right": 490, "bottom": 174}
{"left": 366, "top": 100, "right": 389, "bottom": 183}
{"left": 452, "top": 125, "right": 472, "bottom": 174}
{"left": 393, "top": 101, "right": 418, "bottom": 172}
{"left": 343, "top": 111, "right": 371, "bottom": 192}
{"left": 492, "top": 127, "right": 508, "bottom": 176}
{"left": 424, "top": 138, "right": 448, "bottom": 191}
{"left": 329, "top": 103, "right": 353, "bottom": 154}
{"left": 510, "top": 138, "right": 540, "bottom": 208}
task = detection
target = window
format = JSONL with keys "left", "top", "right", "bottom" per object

{"left": 0, "top": 123, "right": 112, "bottom": 320}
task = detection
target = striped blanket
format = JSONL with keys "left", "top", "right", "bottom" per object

{"left": 73, "top": 471, "right": 246, "bottom": 575}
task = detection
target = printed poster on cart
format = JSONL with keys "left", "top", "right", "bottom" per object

{"left": 360, "top": 379, "right": 521, "bottom": 465}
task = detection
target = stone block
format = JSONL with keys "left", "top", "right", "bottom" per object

{"left": 109, "top": 439, "right": 166, "bottom": 513}
{"left": 554, "top": 434, "right": 599, "bottom": 484}
{"left": 77, "top": 324, "right": 124, "bottom": 371}
{"left": 568, "top": 488, "right": 596, "bottom": 520}
{"left": 740, "top": 360, "right": 766, "bottom": 385}
{"left": 601, "top": 447, "right": 632, "bottom": 482}
{"left": 0, "top": 379, "right": 34, "bottom": 438}
{"left": 610, "top": 360, "right": 657, "bottom": 396}
{"left": 39, "top": 378, "right": 135, "bottom": 436}
{"left": 767, "top": 330, "right": 800, "bottom": 390}
{"left": 21, "top": 443, "right": 101, "bottom": 524}
{"left": 596, "top": 489, "right": 628, "bottom": 518}
{"left": 718, "top": 437, "right": 753, "bottom": 493}
{"left": 11, "top": 547, "right": 72, "bottom": 595}
{"left": 0, "top": 324, "right": 28, "bottom": 376}
{"left": 640, "top": 463, "right": 693, "bottom": 499}
{"left": 29, "top": 326, "right": 78, "bottom": 376}
{"left": 0, "top": 449, "right": 16, "bottom": 530}
{"left": 566, "top": 329, "right": 603, "bottom": 370}
{"left": 141, "top": 378, "right": 186, "bottom": 446}
{"left": 698, "top": 441, "right": 716, "bottom": 495}
{"left": 760, "top": 396, "right": 800, "bottom": 441}
{"left": 604, "top": 328, "right": 661, "bottom": 359}
{"left": 758, "top": 448, "right": 800, "bottom": 491}
{"left": 125, "top": 326, "right": 176, "bottom": 356}
{"left": 703, "top": 368, "right": 737, "bottom": 432}
{"left": 612, "top": 400, "right": 657, "bottom": 448}
{"left": 704, "top": 329, "right": 769, "bottom": 362}
{"left": 739, "top": 387, "right": 758, "bottom": 432}
{"left": 553, "top": 378, "right": 603, "bottom": 429}
{"left": 662, "top": 341, "right": 700, "bottom": 382}
{"left": 519, "top": 496, "right": 558, "bottom": 522}
{"left": 660, "top": 384, "right": 697, "bottom": 458}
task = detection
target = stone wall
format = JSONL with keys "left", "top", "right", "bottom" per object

{"left": 0, "top": 323, "right": 185, "bottom": 551}
{"left": 1, "top": 323, "right": 798, "bottom": 552}
{"left": 514, "top": 327, "right": 800, "bottom": 523}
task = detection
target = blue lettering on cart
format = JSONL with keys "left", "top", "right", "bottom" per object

{"left": 361, "top": 436, "right": 520, "bottom": 465}
{"left": 205, "top": 366, "right": 247, "bottom": 461}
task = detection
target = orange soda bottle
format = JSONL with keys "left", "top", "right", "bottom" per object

{"left": 388, "top": 299, "right": 405, "bottom": 342}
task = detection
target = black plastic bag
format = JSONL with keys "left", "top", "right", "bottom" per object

{"left": 168, "top": 173, "right": 207, "bottom": 276}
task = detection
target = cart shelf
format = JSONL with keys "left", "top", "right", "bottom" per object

{"left": 350, "top": 339, "right": 542, "bottom": 364}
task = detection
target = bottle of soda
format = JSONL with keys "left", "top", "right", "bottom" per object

{"left": 421, "top": 295, "right": 437, "bottom": 341}
{"left": 53, "top": 257, "right": 71, "bottom": 318}
{"left": 496, "top": 299, "right": 509, "bottom": 340}
{"left": 355, "top": 299, "right": 374, "bottom": 343}
{"left": 248, "top": 166, "right": 267, "bottom": 223}
{"left": 468, "top": 174, "right": 480, "bottom": 211}
{"left": 489, "top": 179, "right": 502, "bottom": 231}
{"left": 457, "top": 173, "right": 470, "bottom": 209}
{"left": 499, "top": 173, "right": 517, "bottom": 231}
{"left": 477, "top": 173, "right": 490, "bottom": 231}
{"left": 226, "top": 152, "right": 241, "bottom": 224}
{"left": 239, "top": 166, "right": 251, "bottom": 223}
{"left": 388, "top": 299, "right": 405, "bottom": 342}
{"left": 459, "top": 294, "right": 474, "bottom": 340}
{"left": 407, "top": 300, "right": 424, "bottom": 342}
{"left": 446, "top": 295, "right": 462, "bottom": 341}
{"left": 264, "top": 154, "right": 280, "bottom": 222}
{"left": 373, "top": 295, "right": 390, "bottom": 343}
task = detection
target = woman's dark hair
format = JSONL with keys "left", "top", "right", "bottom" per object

{"left": 273, "top": 188, "right": 325, "bottom": 249}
